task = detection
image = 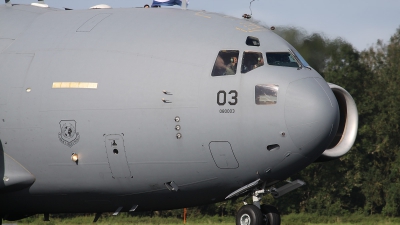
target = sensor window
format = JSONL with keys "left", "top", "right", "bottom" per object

{"left": 211, "top": 50, "right": 240, "bottom": 76}
{"left": 255, "top": 84, "right": 279, "bottom": 105}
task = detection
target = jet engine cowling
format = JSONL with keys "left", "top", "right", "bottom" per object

{"left": 315, "top": 83, "right": 358, "bottom": 162}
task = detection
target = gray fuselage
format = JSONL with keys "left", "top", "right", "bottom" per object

{"left": 0, "top": 5, "right": 339, "bottom": 215}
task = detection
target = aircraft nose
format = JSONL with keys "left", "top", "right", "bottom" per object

{"left": 284, "top": 78, "right": 339, "bottom": 158}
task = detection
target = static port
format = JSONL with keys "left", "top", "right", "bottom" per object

{"left": 267, "top": 144, "right": 280, "bottom": 151}
{"left": 113, "top": 149, "right": 119, "bottom": 154}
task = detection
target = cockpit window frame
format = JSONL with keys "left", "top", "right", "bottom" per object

{"left": 241, "top": 51, "right": 264, "bottom": 74}
{"left": 290, "top": 48, "right": 312, "bottom": 70}
{"left": 211, "top": 50, "right": 240, "bottom": 77}
{"left": 288, "top": 49, "right": 302, "bottom": 69}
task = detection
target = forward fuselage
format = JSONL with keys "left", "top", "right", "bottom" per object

{"left": 0, "top": 5, "right": 339, "bottom": 215}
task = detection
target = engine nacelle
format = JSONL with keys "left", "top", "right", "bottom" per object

{"left": 315, "top": 83, "right": 358, "bottom": 162}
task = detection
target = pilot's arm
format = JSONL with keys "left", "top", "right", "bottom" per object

{"left": 225, "top": 57, "right": 237, "bottom": 75}
{"left": 225, "top": 66, "right": 235, "bottom": 75}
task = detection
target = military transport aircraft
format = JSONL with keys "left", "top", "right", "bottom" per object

{"left": 0, "top": 1, "right": 358, "bottom": 225}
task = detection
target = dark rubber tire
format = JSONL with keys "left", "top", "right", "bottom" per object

{"left": 261, "top": 204, "right": 281, "bottom": 225}
{"left": 236, "top": 205, "right": 263, "bottom": 225}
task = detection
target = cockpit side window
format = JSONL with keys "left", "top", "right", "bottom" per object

{"left": 241, "top": 52, "right": 264, "bottom": 74}
{"left": 211, "top": 50, "right": 240, "bottom": 76}
{"left": 266, "top": 52, "right": 299, "bottom": 68}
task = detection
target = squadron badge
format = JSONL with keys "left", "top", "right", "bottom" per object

{"left": 58, "top": 120, "right": 80, "bottom": 148}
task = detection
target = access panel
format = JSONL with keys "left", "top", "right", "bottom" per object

{"left": 209, "top": 141, "right": 239, "bottom": 169}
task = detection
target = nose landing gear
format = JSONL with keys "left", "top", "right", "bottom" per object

{"left": 236, "top": 204, "right": 280, "bottom": 225}
{"left": 231, "top": 179, "right": 305, "bottom": 225}
{"left": 235, "top": 187, "right": 281, "bottom": 225}
{"left": 236, "top": 185, "right": 281, "bottom": 225}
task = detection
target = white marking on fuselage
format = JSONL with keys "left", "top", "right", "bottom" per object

{"left": 52, "top": 82, "right": 98, "bottom": 89}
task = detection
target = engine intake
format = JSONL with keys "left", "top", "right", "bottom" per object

{"left": 315, "top": 83, "right": 358, "bottom": 162}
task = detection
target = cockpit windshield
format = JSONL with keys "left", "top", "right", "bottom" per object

{"left": 211, "top": 50, "right": 239, "bottom": 76}
{"left": 241, "top": 51, "right": 264, "bottom": 74}
{"left": 266, "top": 52, "right": 299, "bottom": 68}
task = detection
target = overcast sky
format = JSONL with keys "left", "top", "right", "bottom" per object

{"left": 2, "top": 0, "right": 399, "bottom": 51}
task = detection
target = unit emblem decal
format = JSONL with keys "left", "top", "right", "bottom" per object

{"left": 58, "top": 120, "right": 80, "bottom": 148}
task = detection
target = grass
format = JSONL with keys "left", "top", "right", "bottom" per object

{"left": 15, "top": 214, "right": 233, "bottom": 225}
{"left": 282, "top": 213, "right": 400, "bottom": 225}
{"left": 7, "top": 213, "right": 400, "bottom": 225}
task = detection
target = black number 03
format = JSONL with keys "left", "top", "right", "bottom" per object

{"left": 217, "top": 90, "right": 238, "bottom": 106}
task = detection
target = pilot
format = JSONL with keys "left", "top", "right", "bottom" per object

{"left": 225, "top": 56, "right": 238, "bottom": 75}
{"left": 144, "top": 4, "right": 150, "bottom": 8}
{"left": 242, "top": 52, "right": 261, "bottom": 73}
{"left": 253, "top": 56, "right": 264, "bottom": 69}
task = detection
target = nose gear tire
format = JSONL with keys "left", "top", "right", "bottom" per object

{"left": 236, "top": 205, "right": 263, "bottom": 225}
{"left": 261, "top": 204, "right": 281, "bottom": 225}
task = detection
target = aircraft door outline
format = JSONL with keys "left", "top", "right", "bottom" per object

{"left": 209, "top": 141, "right": 239, "bottom": 169}
{"left": 104, "top": 134, "right": 132, "bottom": 179}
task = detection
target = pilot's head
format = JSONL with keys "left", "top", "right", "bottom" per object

{"left": 231, "top": 57, "right": 238, "bottom": 64}
{"left": 144, "top": 4, "right": 150, "bottom": 8}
